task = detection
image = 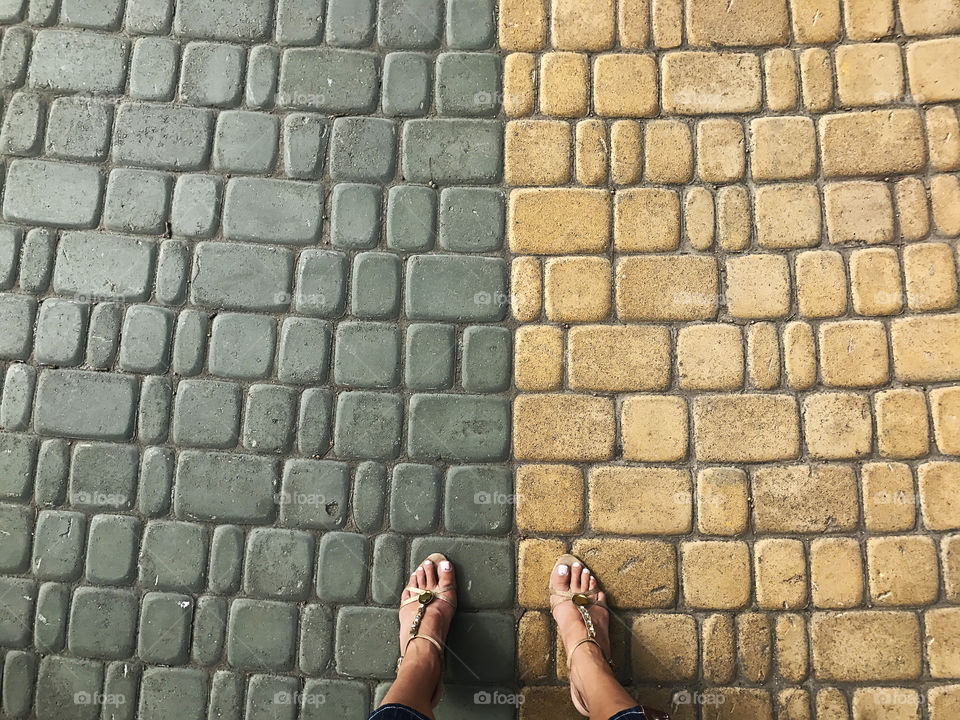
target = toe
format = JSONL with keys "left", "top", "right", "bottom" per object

{"left": 422, "top": 558, "right": 438, "bottom": 588}
{"left": 415, "top": 566, "right": 426, "bottom": 589}
{"left": 588, "top": 576, "right": 597, "bottom": 592}
{"left": 437, "top": 558, "right": 455, "bottom": 586}
{"left": 552, "top": 562, "right": 571, "bottom": 593}
{"left": 570, "top": 562, "right": 583, "bottom": 592}
{"left": 580, "top": 567, "right": 591, "bottom": 592}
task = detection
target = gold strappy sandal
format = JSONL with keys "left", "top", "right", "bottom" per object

{"left": 396, "top": 552, "right": 457, "bottom": 708}
{"left": 549, "top": 553, "right": 613, "bottom": 716}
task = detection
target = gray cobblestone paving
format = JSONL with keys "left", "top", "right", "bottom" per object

{"left": 0, "top": 1, "right": 515, "bottom": 717}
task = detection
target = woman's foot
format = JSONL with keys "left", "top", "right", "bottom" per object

{"left": 550, "top": 559, "right": 612, "bottom": 711}
{"left": 398, "top": 554, "right": 457, "bottom": 659}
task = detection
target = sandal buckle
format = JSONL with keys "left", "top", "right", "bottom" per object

{"left": 572, "top": 593, "right": 590, "bottom": 607}
{"left": 418, "top": 590, "right": 435, "bottom": 604}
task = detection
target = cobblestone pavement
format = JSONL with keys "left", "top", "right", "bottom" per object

{"left": 0, "top": 0, "right": 959, "bottom": 719}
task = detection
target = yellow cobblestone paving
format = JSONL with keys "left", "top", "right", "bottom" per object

{"left": 501, "top": 0, "right": 960, "bottom": 717}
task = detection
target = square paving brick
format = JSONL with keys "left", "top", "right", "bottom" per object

{"left": 334, "top": 391, "right": 403, "bottom": 460}
{"left": 331, "top": 183, "right": 382, "bottom": 249}
{"left": 390, "top": 462, "right": 441, "bottom": 533}
{"left": 208, "top": 312, "right": 277, "bottom": 379}
{"left": 35, "top": 656, "right": 102, "bottom": 720}
{"left": 329, "top": 117, "right": 397, "bottom": 182}
{"left": 226, "top": 598, "right": 298, "bottom": 671}
{"left": 278, "top": 317, "right": 332, "bottom": 384}
{"left": 139, "top": 520, "right": 209, "bottom": 592}
{"left": 138, "top": 591, "right": 193, "bottom": 664}
{"left": 172, "top": 379, "right": 242, "bottom": 448}
{"left": 335, "top": 606, "right": 399, "bottom": 678}
{"left": 279, "top": 459, "right": 350, "bottom": 530}
{"left": 405, "top": 323, "right": 456, "bottom": 389}
{"left": 439, "top": 187, "right": 504, "bottom": 252}
{"left": 351, "top": 252, "right": 402, "bottom": 319}
{"left": 334, "top": 321, "right": 402, "bottom": 387}
{"left": 436, "top": 52, "right": 500, "bottom": 116}
{"left": 31, "top": 510, "right": 86, "bottom": 581}
{"left": 316, "top": 531, "right": 370, "bottom": 602}
{"left": 386, "top": 184, "right": 437, "bottom": 251}
{"left": 242, "top": 528, "right": 315, "bottom": 600}
{"left": 69, "top": 442, "right": 138, "bottom": 510}
{"left": 67, "top": 586, "right": 138, "bottom": 659}
{"left": 243, "top": 384, "right": 297, "bottom": 453}
{"left": 85, "top": 514, "right": 140, "bottom": 585}
{"left": 444, "top": 465, "right": 513, "bottom": 535}
{"left": 382, "top": 51, "right": 431, "bottom": 116}
{"left": 138, "top": 667, "right": 208, "bottom": 720}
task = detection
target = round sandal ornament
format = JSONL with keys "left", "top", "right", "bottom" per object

{"left": 419, "top": 590, "right": 435, "bottom": 604}
{"left": 572, "top": 593, "right": 590, "bottom": 606}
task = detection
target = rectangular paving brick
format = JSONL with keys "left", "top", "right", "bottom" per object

{"left": 661, "top": 51, "right": 763, "bottom": 114}
{"left": 34, "top": 370, "right": 138, "bottom": 441}
{"left": 278, "top": 48, "right": 379, "bottom": 112}
{"left": 819, "top": 109, "right": 926, "bottom": 177}
{"left": 693, "top": 394, "right": 800, "bottom": 462}
{"left": 28, "top": 29, "right": 129, "bottom": 93}
{"left": 405, "top": 255, "right": 508, "bottom": 322}
{"left": 408, "top": 394, "right": 510, "bottom": 461}
{"left": 811, "top": 611, "right": 922, "bottom": 681}
{"left": 222, "top": 177, "right": 324, "bottom": 245}
{"left": 190, "top": 241, "right": 293, "bottom": 311}
{"left": 173, "top": 0, "right": 272, "bottom": 40}
{"left": 174, "top": 450, "right": 278, "bottom": 523}
{"left": 401, "top": 119, "right": 503, "bottom": 183}
{"left": 52, "top": 231, "right": 156, "bottom": 302}
{"left": 3, "top": 160, "right": 103, "bottom": 229}
{"left": 112, "top": 103, "right": 213, "bottom": 170}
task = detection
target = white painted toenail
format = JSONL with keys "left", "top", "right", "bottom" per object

{"left": 558, "top": 565, "right": 569, "bottom": 576}
{"left": 440, "top": 561, "right": 452, "bottom": 571}
{"left": 423, "top": 559, "right": 433, "bottom": 565}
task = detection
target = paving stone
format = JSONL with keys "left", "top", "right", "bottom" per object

{"left": 212, "top": 110, "right": 279, "bottom": 173}
{"left": 0, "top": 576, "right": 34, "bottom": 647}
{"left": 102, "top": 661, "right": 139, "bottom": 720}
{"left": 0, "top": 92, "right": 44, "bottom": 156}
{"left": 0, "top": 293, "right": 36, "bottom": 360}
{"left": 242, "top": 528, "right": 315, "bottom": 601}
{"left": 378, "top": 0, "right": 442, "bottom": 48}
{"left": 138, "top": 667, "right": 208, "bottom": 720}
{"left": 408, "top": 394, "right": 510, "bottom": 461}
{"left": 191, "top": 239, "right": 291, "bottom": 311}
{"left": 439, "top": 187, "right": 504, "bottom": 252}
{"left": 0, "top": 225, "right": 21, "bottom": 290}
{"left": 326, "top": 0, "right": 376, "bottom": 45}
{"left": 436, "top": 52, "right": 500, "bottom": 116}
{"left": 190, "top": 595, "right": 226, "bottom": 666}
{"left": 227, "top": 598, "right": 298, "bottom": 671}
{"left": 316, "top": 531, "right": 369, "bottom": 602}
{"left": 330, "top": 117, "right": 397, "bottom": 182}
{"left": 382, "top": 51, "right": 431, "bottom": 116}
{"left": 294, "top": 249, "right": 347, "bottom": 317}
{"left": 27, "top": 0, "right": 58, "bottom": 25}
{"left": 1, "top": 649, "right": 36, "bottom": 717}
{"left": 112, "top": 102, "right": 213, "bottom": 170}
{"left": 28, "top": 29, "right": 128, "bottom": 93}
{"left": 353, "top": 461, "right": 388, "bottom": 532}
{"left": 405, "top": 323, "right": 456, "bottom": 390}
{"left": 370, "top": 532, "right": 405, "bottom": 604}
{"left": 172, "top": 379, "right": 240, "bottom": 449}
{"left": 299, "top": 604, "right": 334, "bottom": 675}
{"left": 34, "top": 656, "right": 101, "bottom": 720}
{"left": 406, "top": 255, "right": 508, "bottom": 321}
{"left": 3, "top": 159, "right": 103, "bottom": 229}
{"left": 52, "top": 231, "right": 156, "bottom": 302}
{"left": 331, "top": 183, "right": 381, "bottom": 249}
{"left": 33, "top": 582, "right": 69, "bottom": 650}
{"left": 386, "top": 185, "right": 436, "bottom": 251}
{"left": 60, "top": 0, "right": 123, "bottom": 28}
{"left": 351, "top": 252, "right": 402, "bottom": 319}
{"left": 402, "top": 119, "right": 503, "bottom": 183}
{"left": 69, "top": 443, "right": 137, "bottom": 511}
{"left": 208, "top": 525, "right": 244, "bottom": 595}
{"left": 274, "top": 0, "right": 324, "bottom": 44}
{"left": 179, "top": 42, "right": 244, "bottom": 107}
{"left": 447, "top": 0, "right": 495, "bottom": 48}
{"left": 334, "top": 391, "right": 403, "bottom": 460}
{"left": 208, "top": 312, "right": 276, "bottom": 379}
{"left": 335, "top": 606, "right": 399, "bottom": 678}
{"left": 174, "top": 0, "right": 271, "bottom": 40}
{"left": 103, "top": 169, "right": 171, "bottom": 234}
{"left": 125, "top": 0, "right": 174, "bottom": 33}
{"left": 34, "top": 371, "right": 139, "bottom": 441}
{"left": 245, "top": 674, "right": 298, "bottom": 720}
{"left": 446, "top": 612, "right": 515, "bottom": 683}
{"left": 0, "top": 503, "right": 32, "bottom": 572}
{"left": 222, "top": 177, "right": 323, "bottom": 245}
{"left": 0, "top": 365, "right": 36, "bottom": 432}
{"left": 282, "top": 113, "right": 328, "bottom": 178}
{"left": 85, "top": 514, "right": 140, "bottom": 585}
{"left": 278, "top": 317, "right": 332, "bottom": 384}
{"left": 298, "top": 387, "right": 333, "bottom": 455}
{"left": 130, "top": 38, "right": 179, "bottom": 100}
{"left": 85, "top": 302, "right": 123, "bottom": 367}
{"left": 410, "top": 536, "right": 513, "bottom": 609}
{"left": 245, "top": 44, "right": 279, "bottom": 108}
{"left": 138, "top": 447, "right": 173, "bottom": 516}
{"left": 462, "top": 325, "right": 511, "bottom": 392}
{"left": 139, "top": 520, "right": 208, "bottom": 592}
{"left": 334, "top": 321, "right": 401, "bottom": 388}
{"left": 277, "top": 48, "right": 379, "bottom": 113}
{"left": 661, "top": 51, "right": 763, "bottom": 114}
{"left": 119, "top": 305, "right": 174, "bottom": 374}
{"left": 300, "top": 679, "right": 369, "bottom": 719}
{"left": 67, "top": 586, "right": 137, "bottom": 659}
{"left": 33, "top": 439, "right": 68, "bottom": 507}
{"left": 243, "top": 385, "right": 297, "bottom": 453}
{"left": 44, "top": 96, "right": 112, "bottom": 161}
{"left": 171, "top": 309, "right": 208, "bottom": 376}
{"left": 175, "top": 451, "right": 278, "bottom": 523}
{"left": 279, "top": 459, "right": 349, "bottom": 530}
{"left": 208, "top": 671, "right": 243, "bottom": 720}
{"left": 389, "top": 463, "right": 441, "bottom": 533}
{"left": 171, "top": 174, "right": 222, "bottom": 237}
{"left": 18, "top": 227, "right": 56, "bottom": 294}
{"left": 444, "top": 465, "right": 512, "bottom": 535}
{"left": 138, "top": 591, "right": 192, "bottom": 664}
{"left": 0, "top": 26, "right": 31, "bottom": 89}
{"left": 155, "top": 239, "right": 189, "bottom": 305}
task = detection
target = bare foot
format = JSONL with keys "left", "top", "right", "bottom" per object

{"left": 399, "top": 555, "right": 457, "bottom": 658}
{"left": 550, "top": 561, "right": 611, "bottom": 704}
